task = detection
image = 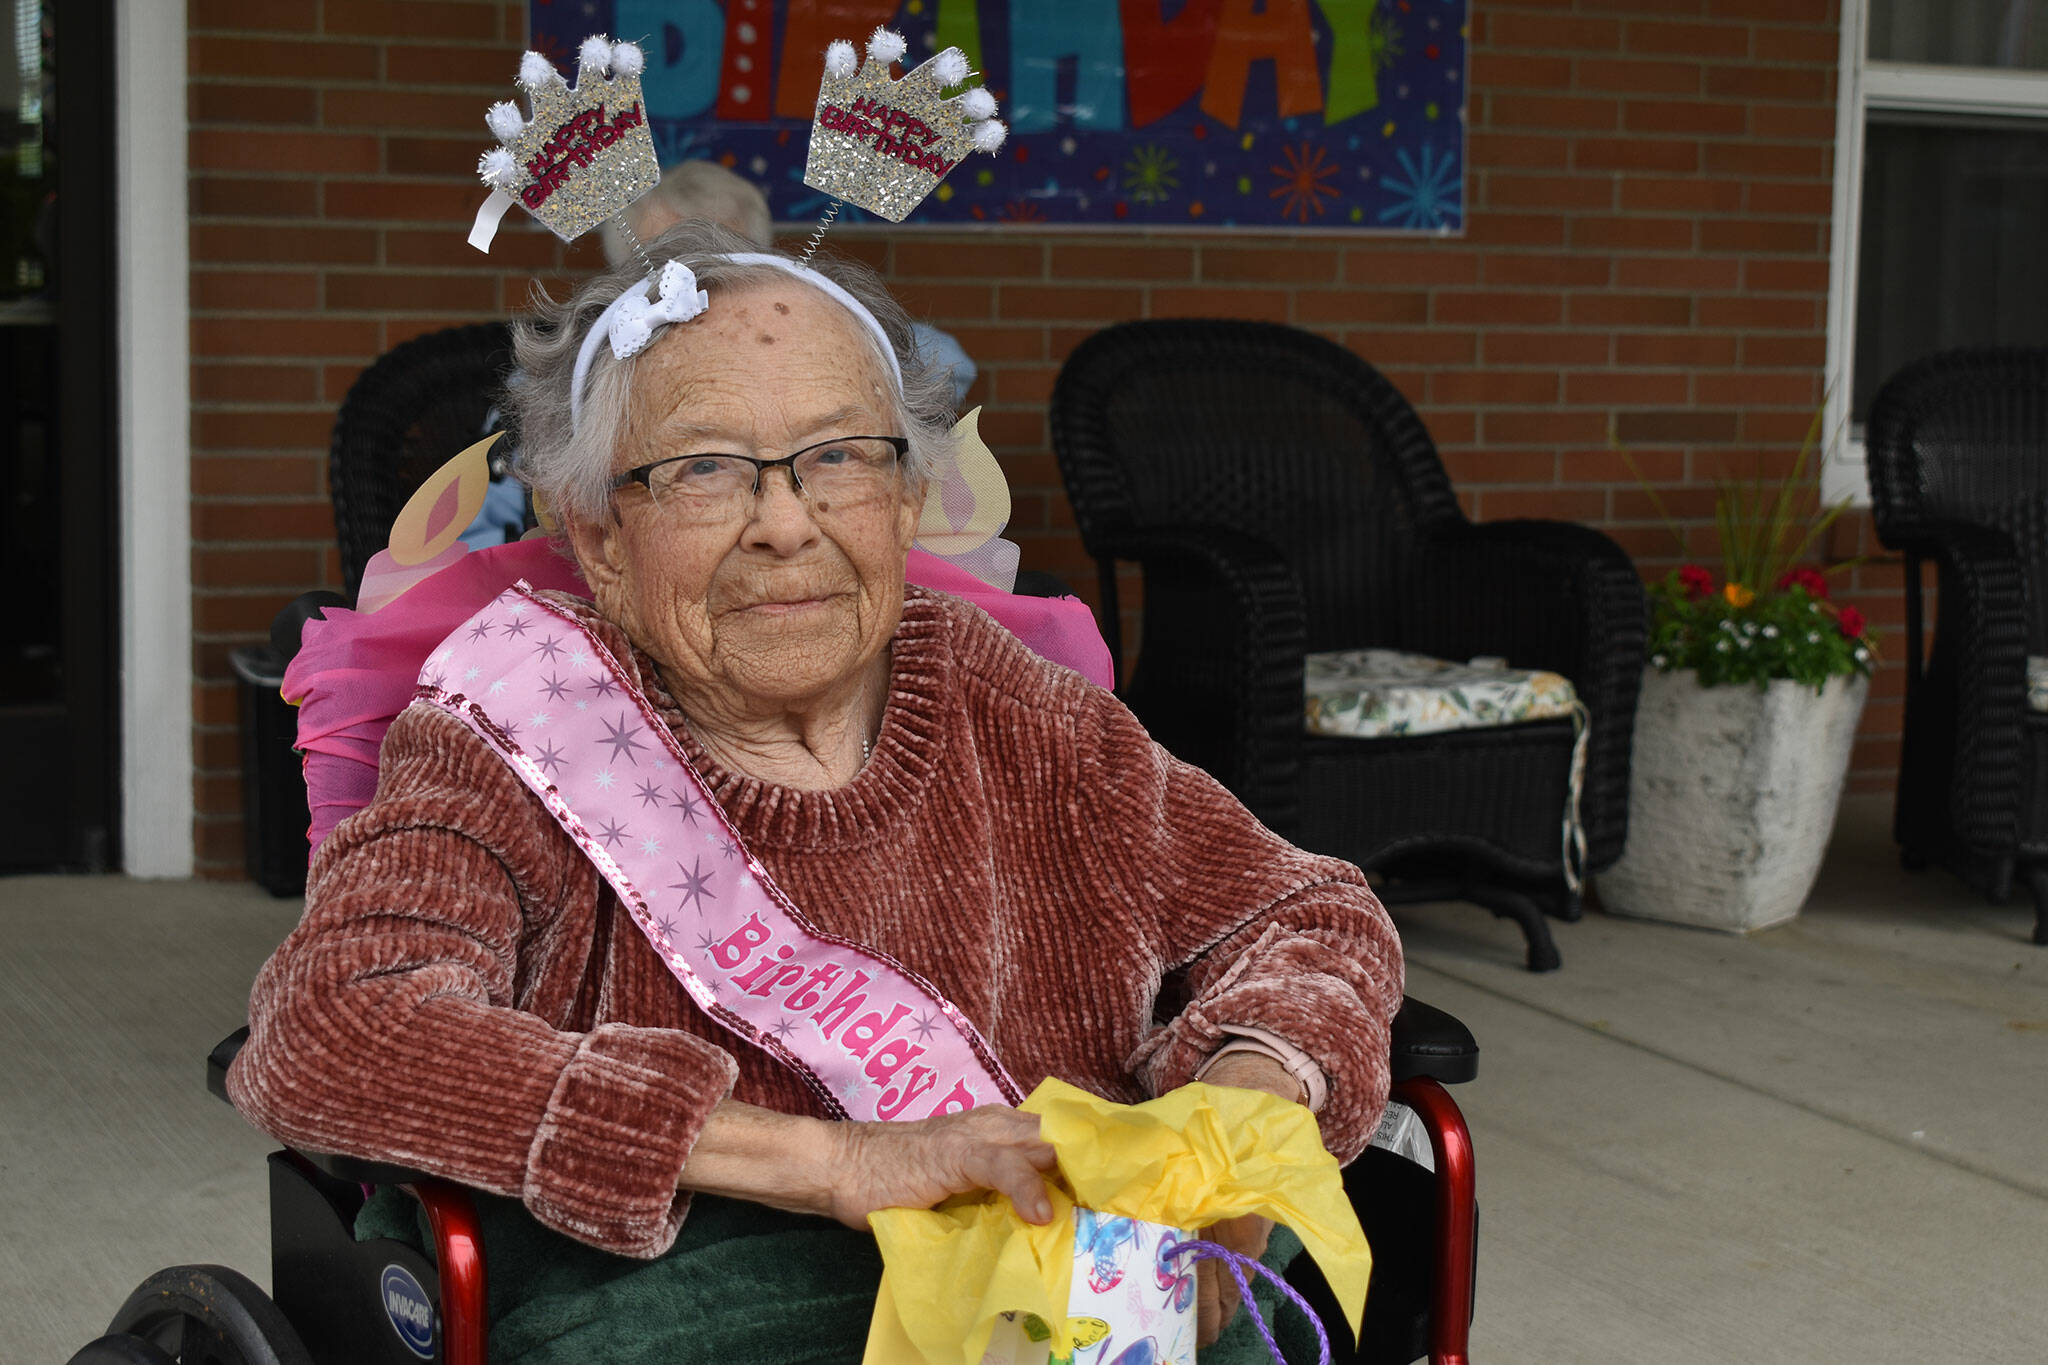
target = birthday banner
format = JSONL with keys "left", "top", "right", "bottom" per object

{"left": 529, "top": 1, "right": 1468, "bottom": 233}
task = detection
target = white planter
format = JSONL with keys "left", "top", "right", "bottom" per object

{"left": 1596, "top": 668, "right": 1869, "bottom": 934}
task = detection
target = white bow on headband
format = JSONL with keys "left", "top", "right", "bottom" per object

{"left": 608, "top": 260, "right": 709, "bottom": 360}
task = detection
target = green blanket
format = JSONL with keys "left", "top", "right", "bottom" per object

{"left": 359, "top": 1189, "right": 1322, "bottom": 1364}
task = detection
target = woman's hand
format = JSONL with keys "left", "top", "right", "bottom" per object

{"left": 1192, "top": 1051, "right": 1303, "bottom": 1346}
{"left": 822, "top": 1104, "right": 1060, "bottom": 1230}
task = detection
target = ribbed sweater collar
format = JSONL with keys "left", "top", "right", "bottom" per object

{"left": 549, "top": 587, "right": 953, "bottom": 852}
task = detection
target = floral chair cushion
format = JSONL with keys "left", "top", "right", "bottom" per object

{"left": 2029, "top": 657, "right": 2048, "bottom": 714}
{"left": 1304, "top": 648, "right": 1580, "bottom": 739}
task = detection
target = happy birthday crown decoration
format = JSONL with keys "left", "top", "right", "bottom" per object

{"left": 802, "top": 28, "right": 1007, "bottom": 224}
{"left": 470, "top": 36, "right": 660, "bottom": 250}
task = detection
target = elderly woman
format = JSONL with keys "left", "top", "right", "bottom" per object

{"left": 229, "top": 222, "right": 1402, "bottom": 1364}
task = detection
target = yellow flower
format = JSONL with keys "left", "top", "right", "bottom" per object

{"left": 1724, "top": 582, "right": 1755, "bottom": 608}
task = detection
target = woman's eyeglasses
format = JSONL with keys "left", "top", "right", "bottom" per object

{"left": 612, "top": 436, "right": 908, "bottom": 523}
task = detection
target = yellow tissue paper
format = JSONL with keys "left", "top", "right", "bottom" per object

{"left": 862, "top": 1078, "right": 1372, "bottom": 1365}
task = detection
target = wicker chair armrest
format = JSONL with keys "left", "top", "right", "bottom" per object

{"left": 1900, "top": 521, "right": 2031, "bottom": 850}
{"left": 1407, "top": 520, "right": 1648, "bottom": 870}
{"left": 1106, "top": 525, "right": 1309, "bottom": 837}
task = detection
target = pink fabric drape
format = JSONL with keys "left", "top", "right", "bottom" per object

{"left": 284, "top": 539, "right": 1112, "bottom": 851}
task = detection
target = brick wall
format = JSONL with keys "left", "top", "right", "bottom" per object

{"left": 188, "top": 0, "right": 1886, "bottom": 878}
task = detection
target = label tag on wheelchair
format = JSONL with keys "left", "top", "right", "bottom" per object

{"left": 1367, "top": 1099, "right": 1435, "bottom": 1172}
{"left": 380, "top": 1263, "right": 437, "bottom": 1359}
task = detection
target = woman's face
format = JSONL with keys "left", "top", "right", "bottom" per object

{"left": 568, "top": 277, "right": 921, "bottom": 719}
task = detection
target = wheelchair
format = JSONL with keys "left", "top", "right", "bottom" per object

{"left": 68, "top": 1002, "right": 1476, "bottom": 1365}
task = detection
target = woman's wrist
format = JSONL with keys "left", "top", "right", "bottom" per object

{"left": 676, "top": 1099, "right": 840, "bottom": 1218}
{"left": 1197, "top": 1050, "right": 1307, "bottom": 1106}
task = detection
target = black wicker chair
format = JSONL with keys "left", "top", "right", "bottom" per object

{"left": 1051, "top": 320, "right": 1648, "bottom": 970}
{"left": 1866, "top": 346, "right": 2048, "bottom": 946}
{"left": 329, "top": 322, "right": 518, "bottom": 599}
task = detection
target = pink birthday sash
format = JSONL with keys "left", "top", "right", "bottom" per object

{"left": 416, "top": 582, "right": 1020, "bottom": 1121}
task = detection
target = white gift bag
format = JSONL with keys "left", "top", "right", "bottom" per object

{"left": 980, "top": 1209, "right": 1198, "bottom": 1365}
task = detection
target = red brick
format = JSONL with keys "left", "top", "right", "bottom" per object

{"left": 1612, "top": 410, "right": 1740, "bottom": 444}
{"left": 1742, "top": 258, "right": 1829, "bottom": 293}
{"left": 1343, "top": 329, "right": 1479, "bottom": 367}
{"left": 1473, "top": 488, "right": 1610, "bottom": 521}
{"left": 1469, "top": 54, "right": 1576, "bottom": 90}
{"left": 192, "top": 499, "right": 337, "bottom": 545}
{"left": 1442, "top": 449, "right": 1560, "bottom": 485}
{"left": 1148, "top": 287, "right": 1292, "bottom": 323}
{"left": 192, "top": 223, "right": 380, "bottom": 266}
{"left": 385, "top": 136, "right": 485, "bottom": 177}
{"left": 324, "top": 180, "right": 482, "bottom": 224}
{"left": 193, "top": 363, "right": 320, "bottom": 403}
{"left": 1623, "top": 99, "right": 1748, "bottom": 136}
{"left": 386, "top": 225, "right": 564, "bottom": 270}
{"left": 325, "top": 272, "right": 500, "bottom": 311}
{"left": 1616, "top": 332, "right": 1739, "bottom": 367}
{"left": 322, "top": 88, "right": 488, "bottom": 134}
{"left": 1709, "top": 0, "right": 1831, "bottom": 22}
{"left": 1483, "top": 331, "right": 1610, "bottom": 365}
{"left": 1048, "top": 243, "right": 1195, "bottom": 281}
{"left": 1487, "top": 13, "right": 1623, "bottom": 51}
{"left": 1432, "top": 370, "right": 1561, "bottom": 405}
{"left": 194, "top": 545, "right": 325, "bottom": 591}
{"left": 1482, "top": 252, "right": 1612, "bottom": 287}
{"left": 975, "top": 407, "right": 1051, "bottom": 449}
{"left": 191, "top": 455, "right": 324, "bottom": 496}
{"left": 1618, "top": 176, "right": 1745, "bottom": 213}
{"left": 1704, "top": 141, "right": 1827, "bottom": 178}
{"left": 1560, "top": 446, "right": 1687, "bottom": 482}
{"left": 190, "top": 0, "right": 319, "bottom": 32}
{"left": 1742, "top": 334, "right": 1827, "bottom": 368}
{"left": 189, "top": 37, "right": 380, "bottom": 80}
{"left": 1744, "top": 181, "right": 1833, "bottom": 215}
{"left": 322, "top": 1, "right": 502, "bottom": 40}
{"left": 1487, "top": 94, "right": 1620, "bottom": 131}
{"left": 1700, "top": 218, "right": 1819, "bottom": 253}
{"left": 190, "top": 128, "right": 381, "bottom": 174}
{"left": 191, "top": 178, "right": 321, "bottom": 219}
{"left": 386, "top": 44, "right": 525, "bottom": 87}
{"left": 1468, "top": 132, "right": 1572, "bottom": 170}
{"left": 1486, "top": 173, "right": 1615, "bottom": 211}
{"left": 1697, "top": 296, "right": 1819, "bottom": 329}
{"left": 1705, "top": 64, "right": 1829, "bottom": 102}
{"left": 1617, "top": 256, "right": 1740, "bottom": 291}
{"left": 887, "top": 281, "right": 998, "bottom": 320}
{"left": 1612, "top": 487, "right": 1723, "bottom": 521}
{"left": 1569, "top": 216, "right": 1695, "bottom": 250}
{"left": 1575, "top": 137, "right": 1701, "bottom": 173}
{"left": 1568, "top": 293, "right": 1693, "bottom": 327}
{"left": 1748, "top": 102, "right": 1838, "bottom": 140}
{"left": 1564, "top": 371, "right": 1692, "bottom": 405}
{"left": 1625, "top": 19, "right": 1751, "bottom": 57}
{"left": 190, "top": 83, "right": 318, "bottom": 125}
{"left": 891, "top": 241, "right": 1045, "bottom": 279}
{"left": 1433, "top": 290, "right": 1564, "bottom": 326}
{"left": 1462, "top": 212, "right": 1569, "bottom": 247}
{"left": 192, "top": 317, "right": 381, "bottom": 359}
{"left": 1294, "top": 290, "right": 1431, "bottom": 326}
{"left": 1343, "top": 248, "right": 1481, "bottom": 287}
{"left": 943, "top": 325, "right": 1047, "bottom": 363}
{"left": 992, "top": 367, "right": 1059, "bottom": 404}
{"left": 1197, "top": 245, "right": 1340, "bottom": 284}
{"left": 1696, "top": 372, "right": 1820, "bottom": 407}
{"left": 192, "top": 270, "right": 320, "bottom": 312}
{"left": 1480, "top": 410, "right": 1611, "bottom": 445}
{"left": 1577, "top": 58, "right": 1704, "bottom": 95}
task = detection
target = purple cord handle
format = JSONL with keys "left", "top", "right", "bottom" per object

{"left": 1161, "top": 1237, "right": 1331, "bottom": 1365}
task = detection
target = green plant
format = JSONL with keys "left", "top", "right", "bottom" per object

{"left": 1621, "top": 405, "right": 1877, "bottom": 690}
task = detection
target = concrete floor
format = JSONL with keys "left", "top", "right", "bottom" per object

{"left": 5, "top": 795, "right": 2045, "bottom": 1363}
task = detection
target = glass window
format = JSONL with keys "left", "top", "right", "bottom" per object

{"left": 1868, "top": 0, "right": 2048, "bottom": 70}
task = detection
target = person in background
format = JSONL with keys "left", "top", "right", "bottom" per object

{"left": 603, "top": 159, "right": 979, "bottom": 407}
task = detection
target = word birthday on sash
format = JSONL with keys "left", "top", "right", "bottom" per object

{"left": 712, "top": 912, "right": 971, "bottom": 1121}
{"left": 522, "top": 100, "right": 647, "bottom": 209}
{"left": 818, "top": 97, "right": 956, "bottom": 178}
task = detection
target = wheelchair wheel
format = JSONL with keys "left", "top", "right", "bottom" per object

{"left": 87, "top": 1265, "right": 313, "bottom": 1365}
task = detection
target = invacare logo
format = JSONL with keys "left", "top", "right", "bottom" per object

{"left": 380, "top": 1264, "right": 436, "bottom": 1359}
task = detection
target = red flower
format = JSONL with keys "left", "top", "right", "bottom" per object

{"left": 1777, "top": 565, "right": 1829, "bottom": 600}
{"left": 1838, "top": 606, "right": 1867, "bottom": 638}
{"left": 1677, "top": 564, "right": 1715, "bottom": 600}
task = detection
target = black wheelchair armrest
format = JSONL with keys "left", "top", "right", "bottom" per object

{"left": 271, "top": 589, "right": 350, "bottom": 662}
{"left": 1389, "top": 996, "right": 1478, "bottom": 1086}
{"left": 208, "top": 1025, "right": 438, "bottom": 1186}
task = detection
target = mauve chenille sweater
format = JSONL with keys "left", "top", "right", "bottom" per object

{"left": 228, "top": 587, "right": 1403, "bottom": 1260}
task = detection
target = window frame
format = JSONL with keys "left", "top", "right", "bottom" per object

{"left": 1821, "top": 0, "right": 2048, "bottom": 505}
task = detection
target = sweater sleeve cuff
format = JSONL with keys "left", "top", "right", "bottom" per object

{"left": 523, "top": 1023, "right": 739, "bottom": 1259}
{"left": 1194, "top": 1025, "right": 1330, "bottom": 1113}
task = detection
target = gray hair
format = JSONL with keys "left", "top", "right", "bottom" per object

{"left": 509, "top": 219, "right": 955, "bottom": 525}
{"left": 600, "top": 159, "right": 773, "bottom": 263}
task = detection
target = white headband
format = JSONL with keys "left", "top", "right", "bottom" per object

{"left": 568, "top": 252, "right": 905, "bottom": 434}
